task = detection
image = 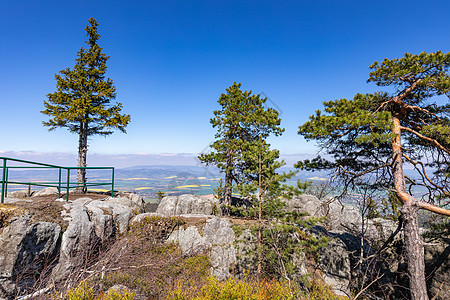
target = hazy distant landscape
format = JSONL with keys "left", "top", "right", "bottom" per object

{"left": 5, "top": 164, "right": 330, "bottom": 202}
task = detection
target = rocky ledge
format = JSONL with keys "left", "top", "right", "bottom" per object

{"left": 0, "top": 191, "right": 448, "bottom": 299}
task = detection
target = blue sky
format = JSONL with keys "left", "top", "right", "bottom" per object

{"left": 0, "top": 0, "right": 449, "bottom": 166}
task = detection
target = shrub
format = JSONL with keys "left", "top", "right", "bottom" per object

{"left": 64, "top": 281, "right": 135, "bottom": 300}
{"left": 166, "top": 276, "right": 347, "bottom": 300}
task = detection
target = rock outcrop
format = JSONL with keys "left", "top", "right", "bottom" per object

{"left": 167, "top": 217, "right": 236, "bottom": 280}
{"left": 1, "top": 192, "right": 448, "bottom": 299}
{"left": 156, "top": 194, "right": 221, "bottom": 216}
{"left": 286, "top": 195, "right": 397, "bottom": 241}
{"left": 0, "top": 216, "right": 61, "bottom": 298}
{"left": 0, "top": 193, "right": 145, "bottom": 299}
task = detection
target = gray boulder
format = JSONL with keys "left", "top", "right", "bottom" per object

{"left": 156, "top": 194, "right": 220, "bottom": 216}
{"left": 286, "top": 195, "right": 397, "bottom": 241}
{"left": 168, "top": 226, "right": 207, "bottom": 255}
{"left": 126, "top": 193, "right": 146, "bottom": 208}
{"left": 285, "top": 194, "right": 325, "bottom": 217}
{"left": 51, "top": 201, "right": 98, "bottom": 283}
{"left": 6, "top": 190, "right": 34, "bottom": 198}
{"left": 319, "top": 237, "right": 351, "bottom": 297}
{"left": 130, "top": 212, "right": 164, "bottom": 224}
{"left": 424, "top": 238, "right": 450, "bottom": 300}
{"left": 32, "top": 187, "right": 60, "bottom": 197}
{"left": 168, "top": 217, "right": 236, "bottom": 280}
{"left": 52, "top": 196, "right": 142, "bottom": 283}
{"left": 0, "top": 216, "right": 61, "bottom": 299}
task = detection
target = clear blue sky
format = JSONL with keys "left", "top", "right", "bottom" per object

{"left": 1, "top": 0, "right": 449, "bottom": 159}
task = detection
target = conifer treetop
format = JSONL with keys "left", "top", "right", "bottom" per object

{"left": 42, "top": 17, "right": 130, "bottom": 137}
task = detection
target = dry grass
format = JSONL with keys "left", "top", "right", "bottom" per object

{"left": 53, "top": 215, "right": 211, "bottom": 299}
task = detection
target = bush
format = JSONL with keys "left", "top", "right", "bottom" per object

{"left": 64, "top": 281, "right": 135, "bottom": 300}
{"left": 166, "top": 276, "right": 347, "bottom": 300}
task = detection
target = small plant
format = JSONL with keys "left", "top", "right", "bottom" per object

{"left": 64, "top": 281, "right": 136, "bottom": 299}
{"left": 156, "top": 190, "right": 166, "bottom": 202}
{"left": 65, "top": 282, "right": 94, "bottom": 300}
{"left": 166, "top": 276, "right": 347, "bottom": 300}
{"left": 212, "top": 203, "right": 218, "bottom": 216}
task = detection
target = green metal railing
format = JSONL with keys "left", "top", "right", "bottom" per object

{"left": 0, "top": 157, "right": 115, "bottom": 203}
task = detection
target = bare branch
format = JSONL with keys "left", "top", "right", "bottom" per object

{"left": 400, "top": 126, "right": 450, "bottom": 154}
{"left": 417, "top": 202, "right": 450, "bottom": 216}
{"left": 402, "top": 153, "right": 449, "bottom": 197}
{"left": 392, "top": 79, "right": 422, "bottom": 104}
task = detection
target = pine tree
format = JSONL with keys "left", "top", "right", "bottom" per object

{"left": 297, "top": 51, "right": 450, "bottom": 300}
{"left": 198, "top": 82, "right": 284, "bottom": 206}
{"left": 42, "top": 18, "right": 130, "bottom": 192}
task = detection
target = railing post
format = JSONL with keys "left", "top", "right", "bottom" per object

{"left": 84, "top": 168, "right": 87, "bottom": 193}
{"left": 66, "top": 169, "right": 70, "bottom": 201}
{"left": 58, "top": 168, "right": 61, "bottom": 199}
{"left": 4, "top": 167, "right": 9, "bottom": 197}
{"left": 1, "top": 158, "right": 6, "bottom": 203}
{"left": 111, "top": 167, "right": 115, "bottom": 198}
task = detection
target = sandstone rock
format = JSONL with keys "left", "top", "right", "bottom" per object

{"left": 286, "top": 194, "right": 324, "bottom": 217}
{"left": 130, "top": 213, "right": 164, "bottom": 224}
{"left": 364, "top": 218, "right": 398, "bottom": 242}
{"left": 0, "top": 216, "right": 30, "bottom": 278}
{"left": 168, "top": 217, "right": 235, "bottom": 280}
{"left": 424, "top": 238, "right": 450, "bottom": 300}
{"left": 52, "top": 196, "right": 141, "bottom": 282}
{"left": 84, "top": 201, "right": 114, "bottom": 241}
{"left": 6, "top": 190, "right": 34, "bottom": 198}
{"left": 89, "top": 199, "right": 135, "bottom": 234}
{"left": 319, "top": 237, "right": 351, "bottom": 297}
{"left": 286, "top": 195, "right": 398, "bottom": 242}
{"left": 3, "top": 198, "right": 32, "bottom": 204}
{"left": 234, "top": 229, "right": 257, "bottom": 277}
{"left": 127, "top": 193, "right": 146, "bottom": 208}
{"left": 0, "top": 216, "right": 61, "bottom": 299}
{"left": 144, "top": 202, "right": 159, "bottom": 213}
{"left": 326, "top": 201, "right": 361, "bottom": 232}
{"left": 0, "top": 278, "right": 16, "bottom": 300}
{"left": 106, "top": 284, "right": 131, "bottom": 294}
{"left": 156, "top": 194, "right": 220, "bottom": 216}
{"left": 168, "top": 226, "right": 207, "bottom": 255}
{"left": 51, "top": 201, "right": 98, "bottom": 283}
{"left": 105, "top": 197, "right": 144, "bottom": 213}
{"left": 203, "top": 218, "right": 236, "bottom": 280}
{"left": 32, "top": 187, "right": 60, "bottom": 197}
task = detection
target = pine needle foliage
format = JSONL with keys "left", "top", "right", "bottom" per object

{"left": 297, "top": 51, "right": 450, "bottom": 300}
{"left": 42, "top": 18, "right": 130, "bottom": 189}
{"left": 198, "top": 82, "right": 285, "bottom": 206}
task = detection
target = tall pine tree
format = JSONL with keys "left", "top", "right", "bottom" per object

{"left": 297, "top": 51, "right": 450, "bottom": 300}
{"left": 42, "top": 18, "right": 130, "bottom": 192}
{"left": 198, "top": 82, "right": 284, "bottom": 206}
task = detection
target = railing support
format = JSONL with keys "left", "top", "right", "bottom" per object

{"left": 1, "top": 159, "right": 6, "bottom": 203}
{"left": 58, "top": 168, "right": 62, "bottom": 199}
{"left": 111, "top": 168, "right": 115, "bottom": 197}
{"left": 66, "top": 169, "right": 70, "bottom": 201}
{"left": 5, "top": 167, "right": 9, "bottom": 198}
{"left": 0, "top": 157, "right": 114, "bottom": 202}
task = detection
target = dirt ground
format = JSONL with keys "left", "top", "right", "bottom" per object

{"left": 0, "top": 193, "right": 110, "bottom": 230}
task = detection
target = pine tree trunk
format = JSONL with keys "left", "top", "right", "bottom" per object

{"left": 77, "top": 123, "right": 88, "bottom": 194}
{"left": 223, "top": 150, "right": 233, "bottom": 206}
{"left": 392, "top": 116, "right": 428, "bottom": 300}
{"left": 402, "top": 202, "right": 428, "bottom": 300}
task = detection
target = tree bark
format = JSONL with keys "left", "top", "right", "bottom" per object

{"left": 392, "top": 116, "right": 429, "bottom": 300}
{"left": 402, "top": 202, "right": 428, "bottom": 300}
{"left": 223, "top": 149, "right": 233, "bottom": 206}
{"left": 77, "top": 122, "right": 88, "bottom": 193}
